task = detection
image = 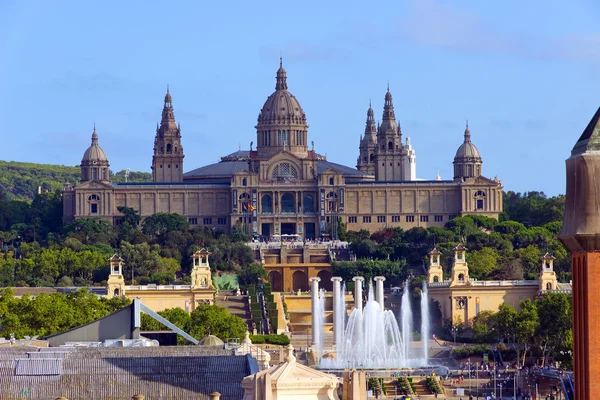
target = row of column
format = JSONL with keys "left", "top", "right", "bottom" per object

{"left": 309, "top": 275, "right": 386, "bottom": 348}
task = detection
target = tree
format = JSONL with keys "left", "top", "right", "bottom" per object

{"left": 471, "top": 310, "right": 497, "bottom": 343}
{"left": 142, "top": 213, "right": 189, "bottom": 243}
{"left": 188, "top": 304, "right": 247, "bottom": 340}
{"left": 117, "top": 206, "right": 141, "bottom": 227}
{"left": 535, "top": 292, "right": 572, "bottom": 367}
{"left": 466, "top": 248, "right": 498, "bottom": 280}
{"left": 514, "top": 299, "right": 539, "bottom": 366}
{"left": 237, "top": 263, "right": 267, "bottom": 289}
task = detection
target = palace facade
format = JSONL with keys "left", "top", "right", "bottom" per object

{"left": 63, "top": 61, "right": 503, "bottom": 237}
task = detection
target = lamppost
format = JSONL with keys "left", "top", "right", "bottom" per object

{"left": 451, "top": 326, "right": 458, "bottom": 344}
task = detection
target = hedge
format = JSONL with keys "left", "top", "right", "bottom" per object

{"left": 249, "top": 334, "right": 291, "bottom": 345}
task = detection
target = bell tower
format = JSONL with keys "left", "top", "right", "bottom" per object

{"left": 427, "top": 248, "right": 443, "bottom": 283}
{"left": 374, "top": 87, "right": 404, "bottom": 181}
{"left": 357, "top": 102, "right": 377, "bottom": 175}
{"left": 450, "top": 244, "right": 469, "bottom": 286}
{"left": 107, "top": 254, "right": 125, "bottom": 299}
{"left": 152, "top": 87, "right": 184, "bottom": 182}
{"left": 539, "top": 252, "right": 557, "bottom": 291}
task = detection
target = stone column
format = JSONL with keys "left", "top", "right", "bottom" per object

{"left": 374, "top": 276, "right": 386, "bottom": 311}
{"left": 310, "top": 277, "right": 321, "bottom": 347}
{"left": 352, "top": 276, "right": 364, "bottom": 311}
{"left": 331, "top": 276, "right": 343, "bottom": 346}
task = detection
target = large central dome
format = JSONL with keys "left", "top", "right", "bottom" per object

{"left": 255, "top": 60, "right": 309, "bottom": 158}
{"left": 257, "top": 61, "right": 306, "bottom": 125}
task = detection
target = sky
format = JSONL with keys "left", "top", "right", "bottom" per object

{"left": 1, "top": 0, "right": 599, "bottom": 196}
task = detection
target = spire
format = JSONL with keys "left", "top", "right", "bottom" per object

{"left": 382, "top": 85, "right": 396, "bottom": 121}
{"left": 464, "top": 120, "right": 471, "bottom": 143}
{"left": 91, "top": 123, "right": 98, "bottom": 145}
{"left": 160, "top": 88, "right": 176, "bottom": 130}
{"left": 276, "top": 58, "right": 288, "bottom": 91}
{"left": 364, "top": 102, "right": 376, "bottom": 139}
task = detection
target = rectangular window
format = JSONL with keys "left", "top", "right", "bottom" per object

{"left": 91, "top": 203, "right": 98, "bottom": 214}
{"left": 449, "top": 215, "right": 457, "bottom": 220}
{"left": 329, "top": 177, "right": 334, "bottom": 185}
{"left": 392, "top": 216, "right": 401, "bottom": 222}
{"left": 434, "top": 215, "right": 443, "bottom": 222}
{"left": 348, "top": 216, "right": 357, "bottom": 223}
{"left": 406, "top": 215, "right": 415, "bottom": 222}
{"left": 477, "top": 199, "right": 484, "bottom": 210}
{"left": 203, "top": 218, "right": 212, "bottom": 225}
{"left": 188, "top": 218, "right": 198, "bottom": 225}
{"left": 420, "top": 215, "right": 429, "bottom": 222}
{"left": 377, "top": 216, "right": 386, "bottom": 223}
{"left": 363, "top": 216, "right": 371, "bottom": 223}
{"left": 218, "top": 217, "right": 227, "bottom": 225}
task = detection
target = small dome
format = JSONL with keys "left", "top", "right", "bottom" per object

{"left": 454, "top": 123, "right": 481, "bottom": 161}
{"left": 82, "top": 125, "right": 109, "bottom": 164}
{"left": 199, "top": 335, "right": 224, "bottom": 346}
{"left": 454, "top": 141, "right": 481, "bottom": 160}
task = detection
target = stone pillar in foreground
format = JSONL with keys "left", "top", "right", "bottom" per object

{"left": 374, "top": 276, "right": 386, "bottom": 311}
{"left": 331, "top": 276, "right": 343, "bottom": 346}
{"left": 352, "top": 276, "right": 364, "bottom": 311}
{"left": 558, "top": 106, "right": 600, "bottom": 400}
{"left": 310, "top": 277, "right": 321, "bottom": 348}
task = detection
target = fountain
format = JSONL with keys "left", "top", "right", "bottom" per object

{"left": 315, "top": 276, "right": 431, "bottom": 369}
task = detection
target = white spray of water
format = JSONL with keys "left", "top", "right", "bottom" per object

{"left": 421, "top": 280, "right": 430, "bottom": 365}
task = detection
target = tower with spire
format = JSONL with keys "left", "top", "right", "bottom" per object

{"left": 80, "top": 124, "right": 110, "bottom": 183}
{"left": 374, "top": 87, "right": 404, "bottom": 181}
{"left": 357, "top": 102, "right": 377, "bottom": 175}
{"left": 453, "top": 121, "right": 482, "bottom": 180}
{"left": 151, "top": 87, "right": 184, "bottom": 182}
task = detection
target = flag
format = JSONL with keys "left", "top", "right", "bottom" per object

{"left": 248, "top": 204, "right": 255, "bottom": 211}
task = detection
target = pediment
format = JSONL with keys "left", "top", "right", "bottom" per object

{"left": 265, "top": 151, "right": 304, "bottom": 165}
{"left": 77, "top": 180, "right": 113, "bottom": 189}
{"left": 461, "top": 175, "right": 500, "bottom": 186}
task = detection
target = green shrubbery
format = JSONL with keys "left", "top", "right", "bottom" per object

{"left": 451, "top": 344, "right": 492, "bottom": 359}
{"left": 249, "top": 334, "right": 290, "bottom": 345}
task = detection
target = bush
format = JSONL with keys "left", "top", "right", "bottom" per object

{"left": 249, "top": 334, "right": 290, "bottom": 345}
{"left": 452, "top": 344, "right": 492, "bottom": 359}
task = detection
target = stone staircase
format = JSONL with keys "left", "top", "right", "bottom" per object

{"left": 412, "top": 378, "right": 434, "bottom": 396}
{"left": 214, "top": 295, "right": 254, "bottom": 331}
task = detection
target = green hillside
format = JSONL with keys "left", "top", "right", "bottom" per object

{"left": 0, "top": 160, "right": 152, "bottom": 201}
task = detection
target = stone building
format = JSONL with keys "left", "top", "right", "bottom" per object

{"left": 63, "top": 60, "right": 503, "bottom": 237}
{"left": 427, "top": 246, "right": 571, "bottom": 326}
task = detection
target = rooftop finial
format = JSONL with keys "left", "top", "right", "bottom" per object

{"left": 167, "top": 84, "right": 170, "bottom": 93}
{"left": 275, "top": 57, "right": 288, "bottom": 90}
{"left": 387, "top": 82, "right": 390, "bottom": 92}
{"left": 280, "top": 55, "right": 283, "bottom": 68}
{"left": 464, "top": 120, "right": 471, "bottom": 142}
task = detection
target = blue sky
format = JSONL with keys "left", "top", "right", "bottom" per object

{"left": 1, "top": 0, "right": 599, "bottom": 196}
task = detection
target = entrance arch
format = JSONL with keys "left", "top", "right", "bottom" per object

{"left": 292, "top": 270, "right": 308, "bottom": 292}
{"left": 317, "top": 270, "right": 332, "bottom": 291}
{"left": 269, "top": 271, "right": 283, "bottom": 292}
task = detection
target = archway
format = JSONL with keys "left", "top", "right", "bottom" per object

{"left": 292, "top": 270, "right": 308, "bottom": 292}
{"left": 317, "top": 270, "right": 332, "bottom": 291}
{"left": 261, "top": 194, "right": 273, "bottom": 213}
{"left": 303, "top": 194, "right": 314, "bottom": 213}
{"left": 269, "top": 271, "right": 283, "bottom": 292}
{"left": 113, "top": 288, "right": 120, "bottom": 297}
{"left": 546, "top": 282, "right": 552, "bottom": 290}
{"left": 433, "top": 276, "right": 439, "bottom": 283}
{"left": 281, "top": 193, "right": 295, "bottom": 213}
{"left": 458, "top": 273, "right": 465, "bottom": 282}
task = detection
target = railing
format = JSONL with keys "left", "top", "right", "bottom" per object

{"left": 125, "top": 285, "right": 194, "bottom": 290}
{"left": 428, "top": 281, "right": 451, "bottom": 287}
{"left": 470, "top": 280, "right": 538, "bottom": 287}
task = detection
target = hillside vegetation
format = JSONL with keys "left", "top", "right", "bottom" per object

{"left": 0, "top": 160, "right": 152, "bottom": 200}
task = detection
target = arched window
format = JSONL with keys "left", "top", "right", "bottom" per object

{"left": 546, "top": 282, "right": 552, "bottom": 290}
{"left": 474, "top": 190, "right": 486, "bottom": 210}
{"left": 458, "top": 273, "right": 465, "bottom": 282}
{"left": 303, "top": 194, "right": 314, "bottom": 213}
{"left": 88, "top": 194, "right": 100, "bottom": 201}
{"left": 369, "top": 153, "right": 374, "bottom": 162}
{"left": 388, "top": 141, "right": 393, "bottom": 150}
{"left": 242, "top": 178, "right": 247, "bottom": 187}
{"left": 261, "top": 194, "right": 273, "bottom": 213}
{"left": 113, "top": 288, "right": 120, "bottom": 297}
{"left": 88, "top": 194, "right": 100, "bottom": 215}
{"left": 433, "top": 276, "right": 439, "bottom": 283}
{"left": 272, "top": 163, "right": 298, "bottom": 179}
{"left": 281, "top": 193, "right": 295, "bottom": 213}
{"left": 167, "top": 144, "right": 172, "bottom": 152}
